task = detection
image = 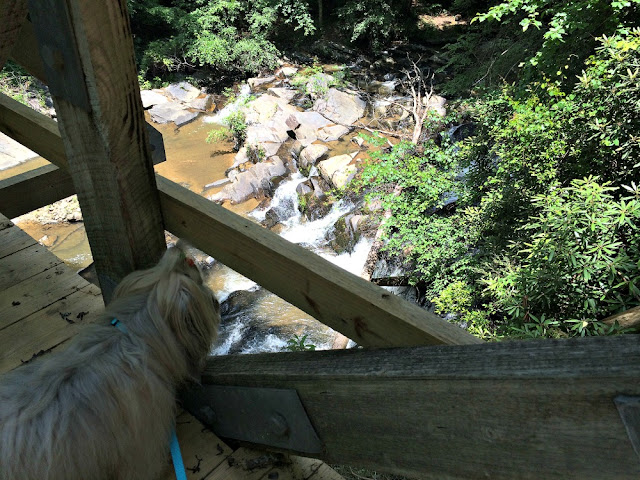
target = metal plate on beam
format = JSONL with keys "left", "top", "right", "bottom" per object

{"left": 145, "top": 123, "right": 165, "bottom": 165}
{"left": 615, "top": 396, "right": 640, "bottom": 461}
{"left": 181, "top": 385, "right": 323, "bottom": 455}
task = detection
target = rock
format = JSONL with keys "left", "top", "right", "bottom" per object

{"left": 190, "top": 94, "right": 214, "bottom": 111}
{"left": 280, "top": 67, "right": 298, "bottom": 77}
{"left": 310, "top": 176, "right": 328, "bottom": 200}
{"left": 299, "top": 144, "right": 329, "bottom": 170}
{"left": 210, "top": 156, "right": 287, "bottom": 205}
{"left": 246, "top": 124, "right": 290, "bottom": 144}
{"left": 306, "top": 73, "right": 334, "bottom": 97}
{"left": 262, "top": 208, "right": 281, "bottom": 229}
{"left": 366, "top": 80, "right": 398, "bottom": 96}
{"left": 245, "top": 94, "right": 296, "bottom": 124}
{"left": 268, "top": 87, "right": 297, "bottom": 102}
{"left": 317, "top": 125, "right": 350, "bottom": 142}
{"left": 313, "top": 88, "right": 366, "bottom": 126}
{"left": 295, "top": 111, "right": 333, "bottom": 130}
{"left": 296, "top": 181, "right": 313, "bottom": 197}
{"left": 448, "top": 123, "right": 476, "bottom": 143}
{"left": 166, "top": 82, "right": 200, "bottom": 103}
{"left": 318, "top": 154, "right": 357, "bottom": 189}
{"left": 174, "top": 111, "right": 199, "bottom": 127}
{"left": 0, "top": 131, "right": 39, "bottom": 170}
{"left": 423, "top": 94, "right": 447, "bottom": 117}
{"left": 352, "top": 136, "right": 365, "bottom": 147}
{"left": 289, "top": 140, "right": 304, "bottom": 158}
{"left": 148, "top": 102, "right": 190, "bottom": 124}
{"left": 140, "top": 90, "right": 168, "bottom": 108}
{"left": 329, "top": 214, "right": 361, "bottom": 254}
{"left": 285, "top": 114, "right": 300, "bottom": 131}
{"left": 248, "top": 76, "right": 276, "bottom": 89}
{"left": 204, "top": 178, "right": 231, "bottom": 189}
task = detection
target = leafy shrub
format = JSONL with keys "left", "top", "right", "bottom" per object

{"left": 285, "top": 334, "right": 316, "bottom": 352}
{"left": 483, "top": 178, "right": 640, "bottom": 336}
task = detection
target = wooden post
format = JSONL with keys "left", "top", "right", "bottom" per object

{"left": 27, "top": 0, "right": 165, "bottom": 302}
{"left": 0, "top": 0, "right": 28, "bottom": 70}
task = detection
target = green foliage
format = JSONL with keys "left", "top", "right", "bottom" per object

{"left": 0, "top": 61, "right": 48, "bottom": 109}
{"left": 207, "top": 109, "right": 247, "bottom": 149}
{"left": 129, "top": 0, "right": 316, "bottom": 77}
{"left": 290, "top": 65, "right": 349, "bottom": 96}
{"left": 285, "top": 334, "right": 316, "bottom": 351}
{"left": 474, "top": 0, "right": 640, "bottom": 84}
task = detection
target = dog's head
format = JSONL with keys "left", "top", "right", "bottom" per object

{"left": 110, "top": 245, "right": 220, "bottom": 379}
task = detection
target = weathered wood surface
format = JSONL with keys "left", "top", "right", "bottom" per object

{"left": 0, "top": 0, "right": 28, "bottom": 70}
{"left": 0, "top": 93, "right": 480, "bottom": 347}
{"left": 0, "top": 163, "right": 75, "bottom": 218}
{"left": 0, "top": 93, "right": 67, "bottom": 167}
{"left": 158, "top": 176, "right": 480, "bottom": 347}
{"left": 198, "top": 336, "right": 640, "bottom": 479}
{"left": 0, "top": 214, "right": 102, "bottom": 373}
{"left": 27, "top": 0, "right": 166, "bottom": 302}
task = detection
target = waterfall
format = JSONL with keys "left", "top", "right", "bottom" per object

{"left": 208, "top": 172, "right": 373, "bottom": 355}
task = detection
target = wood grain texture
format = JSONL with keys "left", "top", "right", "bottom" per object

{"left": 0, "top": 283, "right": 101, "bottom": 373}
{"left": 0, "top": 243, "right": 61, "bottom": 291}
{"left": 158, "top": 176, "right": 480, "bottom": 347}
{"left": 198, "top": 336, "right": 640, "bottom": 479}
{"left": 0, "top": 163, "right": 75, "bottom": 218}
{"left": 0, "top": 0, "right": 28, "bottom": 70}
{"left": 0, "top": 92, "right": 67, "bottom": 168}
{"left": 27, "top": 0, "right": 165, "bottom": 302}
{"left": 0, "top": 222, "right": 37, "bottom": 258}
{"left": 0, "top": 263, "right": 86, "bottom": 331}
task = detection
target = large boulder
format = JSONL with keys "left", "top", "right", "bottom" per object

{"left": 166, "top": 82, "right": 200, "bottom": 103}
{"left": 210, "top": 156, "right": 286, "bottom": 204}
{"left": 317, "top": 125, "right": 350, "bottom": 142}
{"left": 190, "top": 94, "right": 215, "bottom": 111}
{"left": 246, "top": 124, "right": 290, "bottom": 144}
{"left": 313, "top": 88, "right": 366, "bottom": 126}
{"left": 424, "top": 94, "right": 447, "bottom": 117}
{"left": 268, "top": 87, "right": 297, "bottom": 102}
{"left": 299, "top": 144, "right": 329, "bottom": 170}
{"left": 148, "top": 102, "right": 195, "bottom": 125}
{"left": 318, "top": 154, "right": 358, "bottom": 189}
{"left": 140, "top": 90, "right": 168, "bottom": 108}
{"left": 248, "top": 76, "right": 276, "bottom": 89}
{"left": 306, "top": 73, "right": 334, "bottom": 97}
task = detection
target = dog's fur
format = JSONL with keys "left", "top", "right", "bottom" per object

{"left": 0, "top": 246, "right": 220, "bottom": 480}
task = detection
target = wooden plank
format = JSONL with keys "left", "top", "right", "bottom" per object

{"left": 203, "top": 448, "right": 280, "bottom": 480}
{"left": 0, "top": 93, "right": 67, "bottom": 168}
{"left": 0, "top": 0, "right": 28, "bottom": 70}
{"left": 0, "top": 243, "right": 61, "bottom": 291}
{"left": 197, "top": 336, "right": 640, "bottom": 480}
{"left": 158, "top": 176, "right": 480, "bottom": 347}
{"left": 161, "top": 411, "right": 234, "bottom": 480}
{"left": 0, "top": 283, "right": 101, "bottom": 373}
{"left": 0, "top": 90, "right": 481, "bottom": 347}
{"left": 0, "top": 223, "right": 37, "bottom": 258}
{"left": 0, "top": 163, "right": 75, "bottom": 218}
{"left": 27, "top": 0, "right": 166, "bottom": 302}
{"left": 0, "top": 263, "right": 86, "bottom": 331}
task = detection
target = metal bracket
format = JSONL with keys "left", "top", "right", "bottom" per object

{"left": 615, "top": 395, "right": 640, "bottom": 461}
{"left": 145, "top": 123, "right": 166, "bottom": 165}
{"left": 181, "top": 385, "right": 323, "bottom": 455}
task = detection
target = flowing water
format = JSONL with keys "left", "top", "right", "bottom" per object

{"left": 3, "top": 107, "right": 371, "bottom": 355}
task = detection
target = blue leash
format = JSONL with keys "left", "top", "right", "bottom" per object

{"left": 111, "top": 319, "right": 188, "bottom": 480}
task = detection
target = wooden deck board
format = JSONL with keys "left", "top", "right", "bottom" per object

{"left": 0, "top": 213, "right": 342, "bottom": 480}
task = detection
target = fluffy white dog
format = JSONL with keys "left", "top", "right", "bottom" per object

{"left": 0, "top": 246, "right": 220, "bottom": 480}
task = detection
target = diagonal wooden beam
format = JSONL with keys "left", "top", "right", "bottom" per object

{"left": 0, "top": 0, "right": 28, "bottom": 71}
{"left": 189, "top": 335, "right": 640, "bottom": 480}
{"left": 0, "top": 163, "right": 75, "bottom": 218}
{"left": 25, "top": 0, "right": 166, "bottom": 302}
{"left": 0, "top": 92, "right": 481, "bottom": 347}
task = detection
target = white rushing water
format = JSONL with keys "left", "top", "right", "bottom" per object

{"left": 209, "top": 171, "right": 372, "bottom": 355}
{"left": 203, "top": 84, "right": 252, "bottom": 126}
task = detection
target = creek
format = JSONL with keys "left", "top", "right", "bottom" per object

{"left": 1, "top": 98, "right": 374, "bottom": 355}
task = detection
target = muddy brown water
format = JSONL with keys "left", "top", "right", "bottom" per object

{"left": 3, "top": 114, "right": 335, "bottom": 352}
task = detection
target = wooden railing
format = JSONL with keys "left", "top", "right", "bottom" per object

{"left": 1, "top": 4, "right": 640, "bottom": 479}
